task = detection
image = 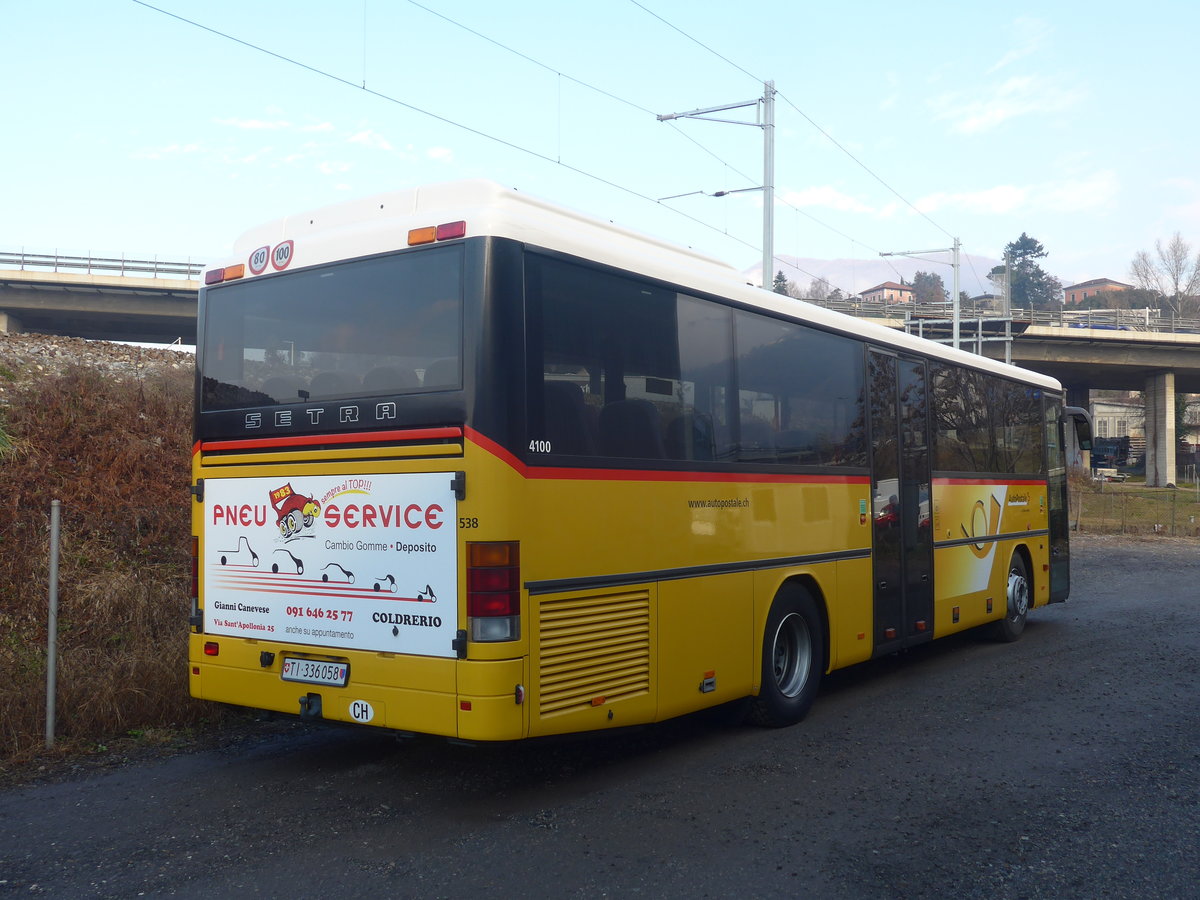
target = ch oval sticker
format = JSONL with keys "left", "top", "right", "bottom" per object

{"left": 349, "top": 699, "right": 375, "bottom": 724}
{"left": 271, "top": 240, "right": 294, "bottom": 271}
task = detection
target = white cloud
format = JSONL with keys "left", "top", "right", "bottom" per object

{"left": 1042, "top": 171, "right": 1118, "bottom": 212}
{"left": 988, "top": 17, "right": 1051, "bottom": 74}
{"left": 214, "top": 117, "right": 292, "bottom": 130}
{"left": 426, "top": 146, "right": 453, "bottom": 161}
{"left": 319, "top": 161, "right": 352, "bottom": 175}
{"left": 132, "top": 143, "right": 200, "bottom": 160}
{"left": 781, "top": 185, "right": 873, "bottom": 214}
{"left": 1162, "top": 177, "right": 1200, "bottom": 226}
{"left": 914, "top": 170, "right": 1118, "bottom": 217}
{"left": 929, "top": 75, "right": 1082, "bottom": 134}
{"left": 918, "top": 185, "right": 1029, "bottom": 215}
{"left": 347, "top": 129, "right": 393, "bottom": 150}
{"left": 234, "top": 147, "right": 273, "bottom": 165}
{"left": 878, "top": 72, "right": 899, "bottom": 110}
{"left": 301, "top": 122, "right": 335, "bottom": 133}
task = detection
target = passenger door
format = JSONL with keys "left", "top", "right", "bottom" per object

{"left": 869, "top": 351, "right": 933, "bottom": 654}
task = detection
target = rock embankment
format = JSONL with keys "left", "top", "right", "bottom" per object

{"left": 0, "top": 332, "right": 191, "bottom": 394}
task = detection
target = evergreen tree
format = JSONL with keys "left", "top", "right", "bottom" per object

{"left": 772, "top": 270, "right": 790, "bottom": 295}
{"left": 991, "top": 233, "right": 1063, "bottom": 310}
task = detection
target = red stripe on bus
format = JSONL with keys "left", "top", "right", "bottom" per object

{"left": 932, "top": 477, "right": 1047, "bottom": 486}
{"left": 200, "top": 426, "right": 463, "bottom": 452}
{"left": 464, "top": 427, "right": 869, "bottom": 485}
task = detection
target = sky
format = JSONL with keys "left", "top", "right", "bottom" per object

{"left": 3, "top": 0, "right": 1199, "bottom": 297}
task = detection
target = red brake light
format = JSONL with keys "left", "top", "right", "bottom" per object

{"left": 436, "top": 220, "right": 466, "bottom": 240}
{"left": 468, "top": 590, "right": 520, "bottom": 618}
{"left": 468, "top": 567, "right": 519, "bottom": 593}
{"left": 466, "top": 542, "right": 520, "bottom": 641}
{"left": 203, "top": 641, "right": 220, "bottom": 656}
{"left": 204, "top": 268, "right": 224, "bottom": 284}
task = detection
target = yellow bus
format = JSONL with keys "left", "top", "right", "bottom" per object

{"left": 189, "top": 181, "right": 1091, "bottom": 738}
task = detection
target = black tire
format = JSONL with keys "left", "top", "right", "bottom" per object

{"left": 992, "top": 552, "right": 1030, "bottom": 643}
{"left": 748, "top": 585, "right": 825, "bottom": 727}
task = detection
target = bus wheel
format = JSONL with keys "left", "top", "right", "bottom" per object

{"left": 748, "top": 586, "right": 824, "bottom": 727}
{"left": 992, "top": 553, "right": 1030, "bottom": 643}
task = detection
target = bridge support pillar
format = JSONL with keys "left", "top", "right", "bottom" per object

{"left": 1145, "top": 371, "right": 1176, "bottom": 487}
{"left": 0, "top": 312, "right": 23, "bottom": 333}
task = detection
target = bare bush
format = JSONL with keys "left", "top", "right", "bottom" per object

{"left": 0, "top": 356, "right": 228, "bottom": 759}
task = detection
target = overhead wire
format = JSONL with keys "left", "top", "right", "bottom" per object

{"left": 627, "top": 0, "right": 961, "bottom": 278}
{"left": 129, "top": 1, "right": 782, "bottom": 271}
{"left": 401, "top": 1, "right": 766, "bottom": 203}
{"left": 133, "top": 0, "right": 864, "bottom": 296}
{"left": 400, "top": 1, "right": 858, "bottom": 286}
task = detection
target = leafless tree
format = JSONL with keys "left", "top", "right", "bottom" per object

{"left": 807, "top": 276, "right": 831, "bottom": 301}
{"left": 1129, "top": 232, "right": 1200, "bottom": 316}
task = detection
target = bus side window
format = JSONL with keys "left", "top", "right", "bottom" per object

{"left": 666, "top": 411, "right": 716, "bottom": 461}
{"left": 599, "top": 399, "right": 666, "bottom": 459}
{"left": 543, "top": 380, "right": 597, "bottom": 456}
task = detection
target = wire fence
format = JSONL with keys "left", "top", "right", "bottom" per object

{"left": 807, "top": 297, "right": 1200, "bottom": 336}
{"left": 1071, "top": 488, "right": 1200, "bottom": 537}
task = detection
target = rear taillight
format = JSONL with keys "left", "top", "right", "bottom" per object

{"left": 467, "top": 541, "right": 520, "bottom": 642}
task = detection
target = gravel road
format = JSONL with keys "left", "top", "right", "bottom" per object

{"left": 1, "top": 533, "right": 1197, "bottom": 898}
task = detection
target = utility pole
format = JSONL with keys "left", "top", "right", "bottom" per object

{"left": 761, "top": 81, "right": 775, "bottom": 290}
{"left": 880, "top": 240, "right": 962, "bottom": 349}
{"left": 658, "top": 81, "right": 776, "bottom": 288}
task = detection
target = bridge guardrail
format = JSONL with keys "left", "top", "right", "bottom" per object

{"left": 0, "top": 250, "right": 203, "bottom": 281}
{"left": 801, "top": 297, "right": 1200, "bottom": 336}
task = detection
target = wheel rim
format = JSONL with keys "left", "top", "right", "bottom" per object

{"left": 1008, "top": 567, "right": 1030, "bottom": 621}
{"left": 771, "top": 612, "right": 812, "bottom": 698}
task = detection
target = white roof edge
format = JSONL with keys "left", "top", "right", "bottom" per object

{"left": 214, "top": 180, "right": 1061, "bottom": 392}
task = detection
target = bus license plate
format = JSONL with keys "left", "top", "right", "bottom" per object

{"left": 280, "top": 657, "right": 349, "bottom": 687}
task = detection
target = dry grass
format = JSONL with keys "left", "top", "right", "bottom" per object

{"left": 0, "top": 363, "right": 231, "bottom": 762}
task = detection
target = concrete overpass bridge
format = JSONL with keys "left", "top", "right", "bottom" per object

{"left": 0, "top": 251, "right": 199, "bottom": 344}
{"left": 4, "top": 252, "right": 1200, "bottom": 485}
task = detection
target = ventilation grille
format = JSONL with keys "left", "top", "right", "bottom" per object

{"left": 537, "top": 590, "right": 651, "bottom": 716}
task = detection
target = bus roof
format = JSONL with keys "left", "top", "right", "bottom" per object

{"left": 216, "top": 179, "right": 1061, "bottom": 392}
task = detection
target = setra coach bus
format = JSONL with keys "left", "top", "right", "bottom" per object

{"left": 189, "top": 180, "right": 1091, "bottom": 739}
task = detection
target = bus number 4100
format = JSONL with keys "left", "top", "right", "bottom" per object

{"left": 528, "top": 440, "right": 552, "bottom": 453}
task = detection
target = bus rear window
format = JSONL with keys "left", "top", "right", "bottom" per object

{"left": 200, "top": 245, "right": 463, "bottom": 411}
